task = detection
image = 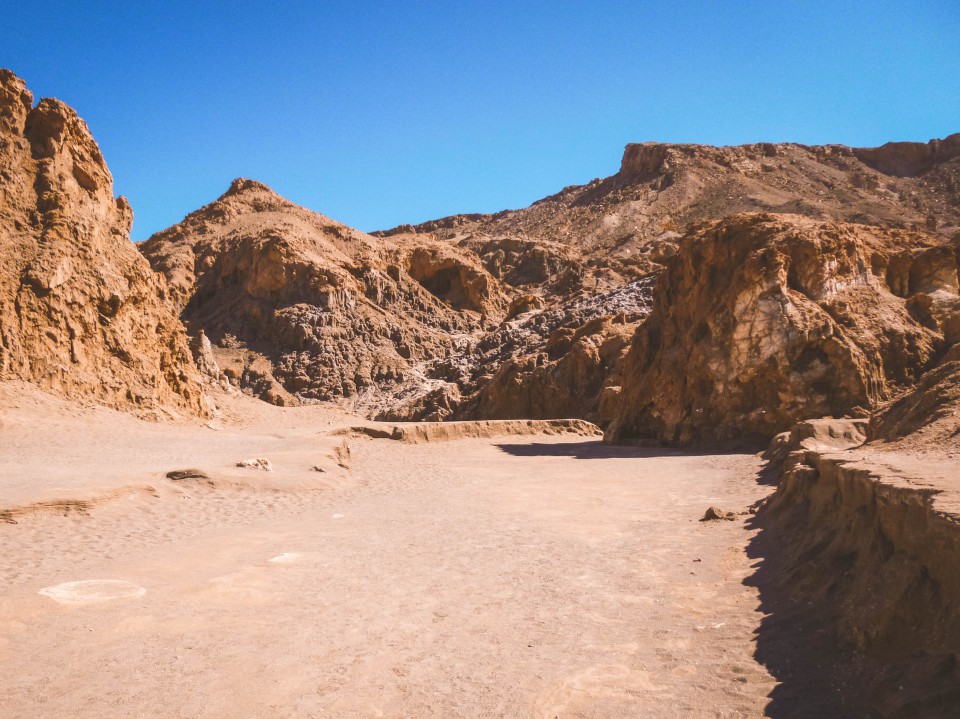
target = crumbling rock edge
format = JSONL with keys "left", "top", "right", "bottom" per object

{"left": 341, "top": 418, "right": 602, "bottom": 444}
{"left": 755, "top": 420, "right": 960, "bottom": 716}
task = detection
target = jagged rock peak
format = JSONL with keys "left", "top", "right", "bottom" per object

{"left": 0, "top": 69, "right": 33, "bottom": 131}
{"left": 224, "top": 177, "right": 276, "bottom": 197}
{"left": 0, "top": 69, "right": 208, "bottom": 417}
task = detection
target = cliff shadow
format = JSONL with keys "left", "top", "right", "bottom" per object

{"left": 744, "top": 507, "right": 875, "bottom": 718}
{"left": 494, "top": 438, "right": 763, "bottom": 460}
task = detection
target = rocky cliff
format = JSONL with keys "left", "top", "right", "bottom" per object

{"left": 138, "top": 131, "right": 960, "bottom": 430}
{"left": 0, "top": 70, "right": 206, "bottom": 417}
{"left": 755, "top": 419, "right": 960, "bottom": 716}
{"left": 606, "top": 214, "right": 955, "bottom": 443}
{"left": 371, "top": 134, "right": 960, "bottom": 433}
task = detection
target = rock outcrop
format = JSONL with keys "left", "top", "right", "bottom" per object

{"left": 869, "top": 343, "right": 960, "bottom": 449}
{"left": 606, "top": 214, "right": 952, "bottom": 443}
{"left": 139, "top": 131, "right": 960, "bottom": 427}
{"left": 455, "top": 278, "right": 655, "bottom": 424}
{"left": 756, "top": 434, "right": 960, "bottom": 716}
{"left": 0, "top": 70, "right": 206, "bottom": 416}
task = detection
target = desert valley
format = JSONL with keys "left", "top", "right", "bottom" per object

{"left": 2, "top": 65, "right": 960, "bottom": 718}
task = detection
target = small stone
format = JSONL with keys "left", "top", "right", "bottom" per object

{"left": 237, "top": 458, "right": 273, "bottom": 471}
{"left": 700, "top": 506, "right": 735, "bottom": 522}
{"left": 166, "top": 469, "right": 210, "bottom": 480}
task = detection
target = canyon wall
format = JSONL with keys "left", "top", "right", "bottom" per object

{"left": 0, "top": 70, "right": 206, "bottom": 417}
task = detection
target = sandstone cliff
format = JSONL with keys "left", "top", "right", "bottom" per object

{"left": 605, "top": 214, "right": 955, "bottom": 443}
{"left": 0, "top": 70, "right": 206, "bottom": 416}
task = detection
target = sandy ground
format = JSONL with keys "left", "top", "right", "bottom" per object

{"left": 1, "top": 387, "right": 778, "bottom": 717}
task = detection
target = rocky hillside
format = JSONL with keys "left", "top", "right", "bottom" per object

{"left": 379, "top": 135, "right": 960, "bottom": 292}
{"left": 0, "top": 70, "right": 206, "bottom": 417}
{"left": 139, "top": 179, "right": 510, "bottom": 417}
{"left": 137, "top": 131, "right": 960, "bottom": 434}
{"left": 374, "top": 135, "right": 960, "bottom": 438}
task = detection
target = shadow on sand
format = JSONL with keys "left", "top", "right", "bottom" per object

{"left": 498, "top": 438, "right": 877, "bottom": 716}
{"left": 494, "top": 438, "right": 763, "bottom": 460}
{"left": 744, "top": 467, "right": 875, "bottom": 719}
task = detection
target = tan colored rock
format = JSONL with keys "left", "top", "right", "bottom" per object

{"left": 139, "top": 178, "right": 509, "bottom": 415}
{"left": 700, "top": 507, "right": 735, "bottom": 521}
{"left": 465, "top": 316, "right": 636, "bottom": 425}
{"left": 606, "top": 214, "right": 949, "bottom": 444}
{"left": 0, "top": 70, "right": 206, "bottom": 416}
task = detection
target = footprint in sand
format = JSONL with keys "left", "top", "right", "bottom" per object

{"left": 39, "top": 580, "right": 146, "bottom": 605}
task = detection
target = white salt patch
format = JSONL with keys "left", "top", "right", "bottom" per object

{"left": 331, "top": 514, "right": 344, "bottom": 519}
{"left": 268, "top": 553, "right": 301, "bottom": 564}
{"left": 39, "top": 580, "right": 146, "bottom": 605}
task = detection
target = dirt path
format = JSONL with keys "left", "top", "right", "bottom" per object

{"left": 0, "top": 436, "right": 776, "bottom": 718}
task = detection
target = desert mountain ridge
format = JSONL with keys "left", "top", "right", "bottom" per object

{"left": 2, "top": 67, "right": 958, "bottom": 448}
{"left": 140, "top": 127, "right": 960, "bottom": 441}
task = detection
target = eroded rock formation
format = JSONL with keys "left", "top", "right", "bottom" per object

{"left": 0, "top": 70, "right": 206, "bottom": 416}
{"left": 139, "top": 132, "right": 960, "bottom": 430}
{"left": 378, "top": 135, "right": 960, "bottom": 295}
{"left": 372, "top": 134, "right": 960, "bottom": 432}
{"left": 606, "top": 214, "right": 954, "bottom": 443}
{"left": 139, "top": 178, "right": 510, "bottom": 415}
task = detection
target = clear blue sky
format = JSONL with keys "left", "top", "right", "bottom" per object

{"left": 4, "top": 1, "right": 958, "bottom": 239}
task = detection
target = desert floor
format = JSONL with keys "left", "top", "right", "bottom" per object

{"left": 1, "top": 388, "right": 779, "bottom": 718}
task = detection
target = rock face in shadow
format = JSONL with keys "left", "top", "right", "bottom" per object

{"left": 750, "top": 410, "right": 960, "bottom": 717}
{"left": 606, "top": 214, "right": 954, "bottom": 443}
{"left": 869, "top": 342, "right": 960, "bottom": 448}
{"left": 0, "top": 70, "right": 206, "bottom": 417}
{"left": 139, "top": 178, "right": 510, "bottom": 415}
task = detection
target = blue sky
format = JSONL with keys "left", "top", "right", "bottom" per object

{"left": 4, "top": 1, "right": 958, "bottom": 239}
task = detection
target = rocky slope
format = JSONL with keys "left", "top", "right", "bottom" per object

{"left": 869, "top": 343, "right": 960, "bottom": 450}
{"left": 374, "top": 134, "right": 960, "bottom": 433}
{"left": 0, "top": 70, "right": 206, "bottom": 417}
{"left": 752, "top": 379, "right": 960, "bottom": 716}
{"left": 138, "top": 133, "right": 960, "bottom": 431}
{"left": 139, "top": 179, "right": 510, "bottom": 416}
{"left": 379, "top": 135, "right": 960, "bottom": 292}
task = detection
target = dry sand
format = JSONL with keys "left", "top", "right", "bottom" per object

{"left": 1, "top": 385, "right": 778, "bottom": 717}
